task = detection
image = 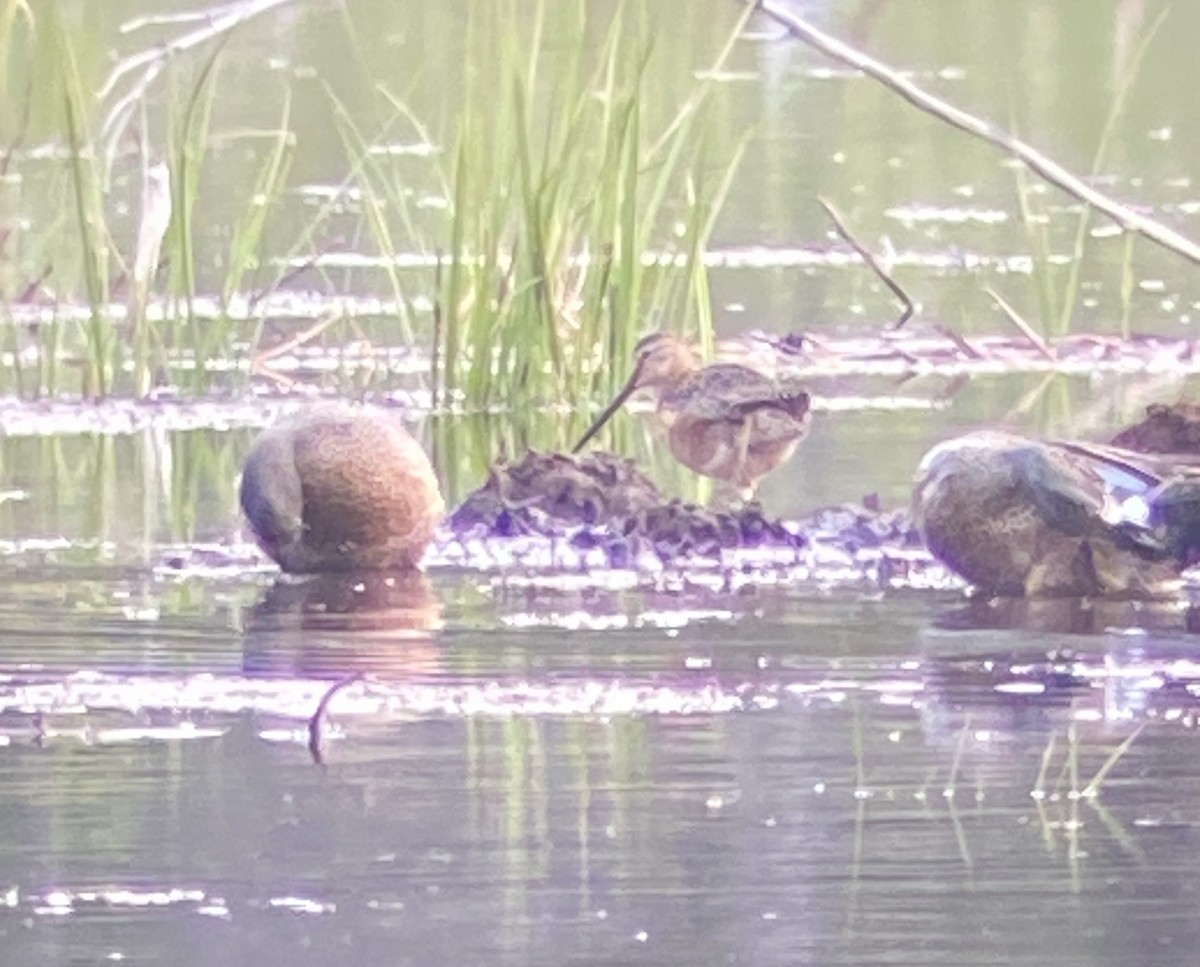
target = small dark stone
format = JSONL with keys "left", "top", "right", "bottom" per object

{"left": 606, "top": 538, "right": 632, "bottom": 569}
{"left": 570, "top": 529, "right": 603, "bottom": 550}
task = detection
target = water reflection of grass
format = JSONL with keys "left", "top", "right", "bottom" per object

{"left": 0, "top": 403, "right": 703, "bottom": 547}
{"left": 339, "top": 0, "right": 753, "bottom": 429}
{"left": 0, "top": 428, "right": 245, "bottom": 549}
{"left": 844, "top": 699, "right": 1149, "bottom": 901}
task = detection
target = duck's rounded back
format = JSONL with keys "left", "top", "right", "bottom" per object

{"left": 240, "top": 404, "right": 444, "bottom": 573}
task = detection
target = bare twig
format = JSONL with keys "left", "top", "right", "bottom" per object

{"left": 251, "top": 309, "right": 342, "bottom": 373}
{"left": 99, "top": 0, "right": 293, "bottom": 174}
{"left": 99, "top": 0, "right": 293, "bottom": 100}
{"left": 247, "top": 242, "right": 334, "bottom": 311}
{"left": 931, "top": 322, "right": 982, "bottom": 361}
{"left": 308, "top": 673, "right": 365, "bottom": 766}
{"left": 752, "top": 0, "right": 1200, "bottom": 268}
{"left": 817, "top": 197, "right": 915, "bottom": 328}
{"left": 985, "top": 287, "right": 1055, "bottom": 361}
{"left": 16, "top": 265, "right": 52, "bottom": 303}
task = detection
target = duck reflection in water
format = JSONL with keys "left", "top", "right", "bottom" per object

{"left": 932, "top": 593, "right": 1200, "bottom": 637}
{"left": 243, "top": 570, "right": 443, "bottom": 678}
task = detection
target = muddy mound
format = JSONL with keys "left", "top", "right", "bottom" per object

{"left": 448, "top": 449, "right": 664, "bottom": 531}
{"left": 447, "top": 449, "right": 920, "bottom": 565}
{"left": 448, "top": 449, "right": 798, "bottom": 559}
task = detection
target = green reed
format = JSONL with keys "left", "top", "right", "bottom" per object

{"left": 163, "top": 46, "right": 219, "bottom": 391}
{"left": 47, "top": 2, "right": 116, "bottom": 396}
{"left": 5, "top": 0, "right": 750, "bottom": 415}
{"left": 0, "top": 1, "right": 32, "bottom": 158}
{"left": 341, "top": 0, "right": 753, "bottom": 435}
{"left": 0, "top": 3, "right": 299, "bottom": 400}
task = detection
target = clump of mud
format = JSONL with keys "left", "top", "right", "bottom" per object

{"left": 449, "top": 449, "right": 664, "bottom": 530}
{"left": 800, "top": 494, "right": 921, "bottom": 554}
{"left": 448, "top": 449, "right": 920, "bottom": 565}
{"left": 1110, "top": 402, "right": 1200, "bottom": 454}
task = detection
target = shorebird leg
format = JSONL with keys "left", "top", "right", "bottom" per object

{"left": 732, "top": 415, "right": 754, "bottom": 494}
{"left": 703, "top": 418, "right": 757, "bottom": 510}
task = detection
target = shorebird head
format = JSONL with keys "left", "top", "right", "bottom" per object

{"left": 627, "top": 331, "right": 701, "bottom": 391}
{"left": 572, "top": 331, "right": 701, "bottom": 454}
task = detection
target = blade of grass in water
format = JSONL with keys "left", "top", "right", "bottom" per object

{"left": 167, "top": 44, "right": 222, "bottom": 389}
{"left": 1054, "top": 7, "right": 1169, "bottom": 336}
{"left": 51, "top": 0, "right": 113, "bottom": 397}
{"left": 326, "top": 86, "right": 418, "bottom": 346}
{"left": 196, "top": 85, "right": 295, "bottom": 392}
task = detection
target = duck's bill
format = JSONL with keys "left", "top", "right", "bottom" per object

{"left": 571, "top": 361, "right": 643, "bottom": 454}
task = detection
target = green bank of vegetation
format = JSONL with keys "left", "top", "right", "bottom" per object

{"left": 0, "top": 0, "right": 751, "bottom": 416}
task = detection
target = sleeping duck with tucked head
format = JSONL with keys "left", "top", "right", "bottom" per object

{"left": 240, "top": 404, "right": 444, "bottom": 574}
{"left": 912, "top": 430, "right": 1200, "bottom": 598}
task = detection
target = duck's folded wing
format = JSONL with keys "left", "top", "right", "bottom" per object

{"left": 1051, "top": 440, "right": 1200, "bottom": 486}
{"left": 1004, "top": 446, "right": 1108, "bottom": 537}
{"left": 1044, "top": 440, "right": 1200, "bottom": 559}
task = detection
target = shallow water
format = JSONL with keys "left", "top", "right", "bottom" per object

{"left": 5, "top": 404, "right": 1200, "bottom": 966}
{"left": 4, "top": 561, "right": 1200, "bottom": 966}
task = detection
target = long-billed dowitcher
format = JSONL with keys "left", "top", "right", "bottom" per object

{"left": 572, "top": 331, "right": 811, "bottom": 501}
{"left": 240, "top": 404, "right": 444, "bottom": 573}
{"left": 911, "top": 431, "right": 1200, "bottom": 598}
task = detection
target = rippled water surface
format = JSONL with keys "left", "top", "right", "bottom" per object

{"left": 4, "top": 533, "right": 1200, "bottom": 966}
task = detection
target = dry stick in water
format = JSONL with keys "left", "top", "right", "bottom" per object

{"left": 250, "top": 309, "right": 342, "bottom": 378}
{"left": 752, "top": 0, "right": 1200, "bottom": 268}
{"left": 985, "top": 286, "right": 1055, "bottom": 361}
{"left": 247, "top": 242, "right": 337, "bottom": 312}
{"left": 931, "top": 323, "right": 982, "bottom": 361}
{"left": 816, "top": 197, "right": 915, "bottom": 329}
{"left": 99, "top": 0, "right": 294, "bottom": 171}
{"left": 308, "top": 673, "right": 366, "bottom": 766}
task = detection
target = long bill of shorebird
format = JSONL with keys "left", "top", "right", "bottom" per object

{"left": 572, "top": 355, "right": 647, "bottom": 454}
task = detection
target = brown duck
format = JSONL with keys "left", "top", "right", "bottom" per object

{"left": 240, "top": 404, "right": 444, "bottom": 573}
{"left": 912, "top": 430, "right": 1200, "bottom": 598}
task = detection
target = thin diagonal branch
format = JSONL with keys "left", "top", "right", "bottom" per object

{"left": 817, "top": 197, "right": 915, "bottom": 329}
{"left": 752, "top": 0, "right": 1200, "bottom": 268}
